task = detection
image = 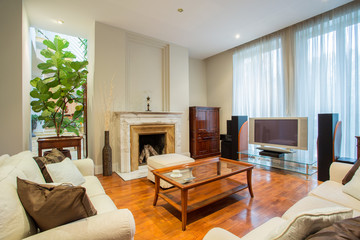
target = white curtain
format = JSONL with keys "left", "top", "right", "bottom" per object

{"left": 294, "top": 5, "right": 360, "bottom": 158}
{"left": 233, "top": 2, "right": 360, "bottom": 159}
{"left": 233, "top": 35, "right": 285, "bottom": 118}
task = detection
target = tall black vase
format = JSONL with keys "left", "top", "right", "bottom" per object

{"left": 102, "top": 131, "right": 112, "bottom": 176}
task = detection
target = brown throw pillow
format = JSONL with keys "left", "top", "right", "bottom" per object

{"left": 17, "top": 177, "right": 97, "bottom": 231}
{"left": 342, "top": 159, "right": 360, "bottom": 185}
{"left": 34, "top": 157, "right": 53, "bottom": 183}
{"left": 305, "top": 216, "right": 360, "bottom": 240}
{"left": 34, "top": 149, "right": 67, "bottom": 183}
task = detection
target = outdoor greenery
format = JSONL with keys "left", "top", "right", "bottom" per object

{"left": 30, "top": 35, "right": 88, "bottom": 137}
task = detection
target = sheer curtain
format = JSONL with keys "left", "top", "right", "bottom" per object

{"left": 233, "top": 2, "right": 360, "bottom": 159}
{"left": 233, "top": 35, "right": 285, "bottom": 118}
{"left": 294, "top": 5, "right": 360, "bottom": 158}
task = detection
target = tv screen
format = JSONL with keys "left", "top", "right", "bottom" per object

{"left": 254, "top": 119, "right": 298, "bottom": 147}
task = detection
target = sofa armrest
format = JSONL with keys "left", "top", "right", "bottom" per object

{"left": 329, "top": 162, "right": 353, "bottom": 183}
{"left": 72, "top": 158, "right": 94, "bottom": 176}
{"left": 23, "top": 209, "right": 135, "bottom": 240}
{"left": 203, "top": 228, "right": 241, "bottom": 240}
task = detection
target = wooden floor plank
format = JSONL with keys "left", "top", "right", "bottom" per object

{"left": 97, "top": 158, "right": 319, "bottom": 240}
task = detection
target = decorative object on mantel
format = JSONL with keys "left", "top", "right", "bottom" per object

{"left": 146, "top": 96, "right": 151, "bottom": 111}
{"left": 102, "top": 131, "right": 112, "bottom": 176}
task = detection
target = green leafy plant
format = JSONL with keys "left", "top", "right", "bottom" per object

{"left": 30, "top": 35, "right": 88, "bottom": 137}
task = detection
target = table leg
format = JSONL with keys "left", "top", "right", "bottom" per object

{"left": 247, "top": 169, "right": 254, "bottom": 198}
{"left": 153, "top": 175, "right": 160, "bottom": 206}
{"left": 181, "top": 189, "right": 188, "bottom": 231}
{"left": 77, "top": 142, "right": 81, "bottom": 159}
{"left": 38, "top": 146, "right": 42, "bottom": 157}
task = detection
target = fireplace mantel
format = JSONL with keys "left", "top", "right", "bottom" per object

{"left": 116, "top": 111, "right": 183, "bottom": 116}
{"left": 115, "top": 111, "right": 183, "bottom": 173}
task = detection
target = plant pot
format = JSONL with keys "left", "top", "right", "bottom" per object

{"left": 102, "top": 131, "right": 112, "bottom": 176}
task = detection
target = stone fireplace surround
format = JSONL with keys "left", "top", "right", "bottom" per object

{"left": 116, "top": 111, "right": 183, "bottom": 173}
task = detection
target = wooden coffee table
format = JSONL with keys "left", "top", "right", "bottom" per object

{"left": 152, "top": 157, "right": 254, "bottom": 230}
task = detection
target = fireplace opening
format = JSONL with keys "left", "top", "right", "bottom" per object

{"left": 138, "top": 134, "right": 165, "bottom": 165}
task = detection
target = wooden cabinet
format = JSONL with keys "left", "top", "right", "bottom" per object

{"left": 189, "top": 106, "right": 220, "bottom": 159}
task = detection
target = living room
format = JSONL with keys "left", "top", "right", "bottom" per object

{"left": 1, "top": 0, "right": 360, "bottom": 239}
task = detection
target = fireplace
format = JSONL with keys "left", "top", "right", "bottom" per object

{"left": 116, "top": 111, "right": 183, "bottom": 173}
{"left": 130, "top": 124, "right": 175, "bottom": 171}
{"left": 138, "top": 133, "right": 165, "bottom": 165}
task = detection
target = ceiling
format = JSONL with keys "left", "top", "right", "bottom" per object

{"left": 24, "top": 0, "right": 353, "bottom": 59}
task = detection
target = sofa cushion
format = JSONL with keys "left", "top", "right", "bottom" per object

{"left": 46, "top": 158, "right": 85, "bottom": 186}
{"left": 147, "top": 153, "right": 194, "bottom": 169}
{"left": 7, "top": 151, "right": 45, "bottom": 184}
{"left": 241, "top": 217, "right": 286, "bottom": 240}
{"left": 267, "top": 207, "right": 353, "bottom": 240}
{"left": 81, "top": 176, "right": 106, "bottom": 198}
{"left": 0, "top": 154, "right": 10, "bottom": 166}
{"left": 282, "top": 196, "right": 347, "bottom": 220}
{"left": 309, "top": 180, "right": 360, "bottom": 211}
{"left": 343, "top": 166, "right": 360, "bottom": 201}
{"left": 203, "top": 227, "right": 241, "bottom": 240}
{"left": 17, "top": 177, "right": 97, "bottom": 231}
{"left": 305, "top": 216, "right": 360, "bottom": 240}
{"left": 89, "top": 194, "right": 118, "bottom": 214}
{"left": 0, "top": 179, "right": 37, "bottom": 239}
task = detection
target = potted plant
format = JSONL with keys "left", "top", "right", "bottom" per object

{"left": 30, "top": 36, "right": 88, "bottom": 157}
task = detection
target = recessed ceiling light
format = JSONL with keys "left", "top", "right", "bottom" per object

{"left": 235, "top": 34, "right": 240, "bottom": 39}
{"left": 56, "top": 19, "right": 64, "bottom": 24}
{"left": 177, "top": 8, "right": 184, "bottom": 13}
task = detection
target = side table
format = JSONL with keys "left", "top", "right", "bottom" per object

{"left": 37, "top": 136, "right": 83, "bottom": 159}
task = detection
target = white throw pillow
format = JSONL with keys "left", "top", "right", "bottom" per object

{"left": 46, "top": 158, "right": 85, "bottom": 186}
{"left": 267, "top": 207, "right": 353, "bottom": 240}
{"left": 343, "top": 166, "right": 360, "bottom": 200}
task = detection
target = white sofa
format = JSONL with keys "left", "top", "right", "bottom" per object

{"left": 0, "top": 151, "right": 135, "bottom": 240}
{"left": 203, "top": 162, "right": 359, "bottom": 240}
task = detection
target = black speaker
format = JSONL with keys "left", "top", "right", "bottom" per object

{"left": 318, "top": 113, "right": 339, "bottom": 181}
{"left": 230, "top": 116, "right": 248, "bottom": 160}
{"left": 221, "top": 141, "right": 232, "bottom": 159}
{"left": 226, "top": 120, "right": 232, "bottom": 135}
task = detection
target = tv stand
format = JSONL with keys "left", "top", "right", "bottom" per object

{"left": 239, "top": 148, "right": 317, "bottom": 179}
{"left": 257, "top": 146, "right": 292, "bottom": 154}
{"left": 259, "top": 150, "right": 285, "bottom": 158}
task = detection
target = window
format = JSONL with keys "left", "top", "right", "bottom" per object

{"left": 233, "top": 2, "right": 360, "bottom": 159}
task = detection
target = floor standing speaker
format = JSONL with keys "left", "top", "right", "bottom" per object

{"left": 230, "top": 116, "right": 248, "bottom": 160}
{"left": 318, "top": 113, "right": 339, "bottom": 181}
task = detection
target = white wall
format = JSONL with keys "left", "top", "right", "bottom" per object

{"left": 22, "top": 3, "right": 31, "bottom": 152}
{"left": 0, "top": 0, "right": 29, "bottom": 155}
{"left": 169, "top": 45, "right": 190, "bottom": 153}
{"left": 189, "top": 58, "right": 207, "bottom": 107}
{"left": 91, "top": 22, "right": 190, "bottom": 173}
{"left": 205, "top": 49, "right": 234, "bottom": 134}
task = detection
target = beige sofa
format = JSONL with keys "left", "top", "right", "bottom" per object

{"left": 0, "top": 151, "right": 135, "bottom": 240}
{"left": 203, "top": 162, "right": 359, "bottom": 240}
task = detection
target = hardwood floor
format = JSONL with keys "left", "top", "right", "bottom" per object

{"left": 97, "top": 158, "right": 320, "bottom": 240}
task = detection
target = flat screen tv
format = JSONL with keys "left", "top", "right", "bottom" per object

{"left": 249, "top": 117, "right": 308, "bottom": 153}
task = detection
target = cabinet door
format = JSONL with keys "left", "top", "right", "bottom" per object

{"left": 207, "top": 108, "right": 219, "bottom": 135}
{"left": 209, "top": 139, "right": 220, "bottom": 153}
